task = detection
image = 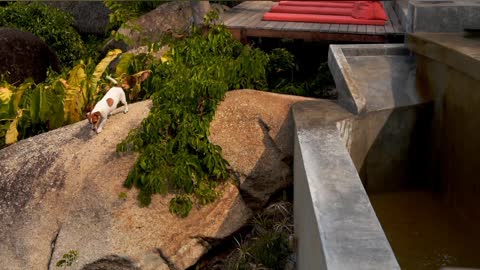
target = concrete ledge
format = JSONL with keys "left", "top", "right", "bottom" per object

{"left": 329, "top": 44, "right": 426, "bottom": 114}
{"left": 406, "top": 0, "right": 480, "bottom": 33}
{"left": 292, "top": 100, "right": 400, "bottom": 270}
{"left": 406, "top": 32, "right": 480, "bottom": 81}
{"left": 328, "top": 45, "right": 366, "bottom": 115}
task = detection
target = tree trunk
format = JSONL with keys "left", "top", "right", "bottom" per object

{"left": 190, "top": 0, "right": 211, "bottom": 26}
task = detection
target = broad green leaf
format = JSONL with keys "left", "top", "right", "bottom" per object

{"left": 0, "top": 87, "right": 12, "bottom": 104}
{"left": 91, "top": 49, "right": 122, "bottom": 89}
{"left": 12, "top": 80, "right": 33, "bottom": 110}
{"left": 67, "top": 63, "right": 87, "bottom": 88}
{"left": 5, "top": 109, "right": 22, "bottom": 145}
{"left": 115, "top": 53, "right": 134, "bottom": 77}
{"left": 29, "top": 88, "right": 41, "bottom": 124}
{"left": 64, "top": 65, "right": 87, "bottom": 123}
{"left": 0, "top": 86, "right": 13, "bottom": 119}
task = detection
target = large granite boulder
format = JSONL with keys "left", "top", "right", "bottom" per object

{"left": 0, "top": 27, "right": 60, "bottom": 84}
{"left": 0, "top": 100, "right": 251, "bottom": 270}
{"left": 210, "top": 90, "right": 316, "bottom": 209}
{"left": 117, "top": 2, "right": 229, "bottom": 48}
{"left": 43, "top": 1, "right": 111, "bottom": 35}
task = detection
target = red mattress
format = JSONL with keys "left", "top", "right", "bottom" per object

{"left": 270, "top": 5, "right": 352, "bottom": 16}
{"left": 279, "top": 1, "right": 355, "bottom": 8}
{"left": 262, "top": 12, "right": 386, "bottom": 25}
{"left": 264, "top": 1, "right": 387, "bottom": 25}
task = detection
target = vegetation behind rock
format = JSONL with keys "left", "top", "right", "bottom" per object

{"left": 0, "top": 2, "right": 87, "bottom": 67}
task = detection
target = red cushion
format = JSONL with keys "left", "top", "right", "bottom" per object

{"left": 263, "top": 12, "right": 386, "bottom": 25}
{"left": 271, "top": 5, "right": 353, "bottom": 16}
{"left": 279, "top": 1, "right": 355, "bottom": 8}
{"left": 351, "top": 1, "right": 387, "bottom": 20}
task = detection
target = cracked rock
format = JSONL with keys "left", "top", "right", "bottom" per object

{"left": 209, "top": 90, "right": 316, "bottom": 210}
{"left": 0, "top": 100, "right": 251, "bottom": 270}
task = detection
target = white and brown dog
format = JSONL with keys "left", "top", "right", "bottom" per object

{"left": 86, "top": 86, "right": 128, "bottom": 134}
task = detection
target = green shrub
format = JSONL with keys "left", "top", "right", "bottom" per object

{"left": 117, "top": 14, "right": 271, "bottom": 216}
{"left": 169, "top": 196, "right": 193, "bottom": 218}
{"left": 0, "top": 2, "right": 87, "bottom": 67}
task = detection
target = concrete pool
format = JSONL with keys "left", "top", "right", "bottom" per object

{"left": 294, "top": 32, "right": 480, "bottom": 270}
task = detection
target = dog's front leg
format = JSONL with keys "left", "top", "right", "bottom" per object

{"left": 96, "top": 118, "right": 107, "bottom": 134}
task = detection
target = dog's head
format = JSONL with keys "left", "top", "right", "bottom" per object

{"left": 86, "top": 111, "right": 102, "bottom": 133}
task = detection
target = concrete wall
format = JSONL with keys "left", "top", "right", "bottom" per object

{"left": 292, "top": 101, "right": 400, "bottom": 270}
{"left": 337, "top": 105, "right": 433, "bottom": 193}
{"left": 294, "top": 132, "right": 327, "bottom": 270}
{"left": 418, "top": 55, "right": 480, "bottom": 220}
{"left": 408, "top": 32, "right": 480, "bottom": 221}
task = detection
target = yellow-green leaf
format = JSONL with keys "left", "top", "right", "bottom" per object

{"left": 0, "top": 87, "right": 12, "bottom": 104}
{"left": 12, "top": 80, "right": 33, "bottom": 110}
{"left": 91, "top": 49, "right": 122, "bottom": 89}
{"left": 67, "top": 63, "right": 87, "bottom": 88}
{"left": 115, "top": 53, "right": 134, "bottom": 77}
{"left": 5, "top": 109, "right": 22, "bottom": 145}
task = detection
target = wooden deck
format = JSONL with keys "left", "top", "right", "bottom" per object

{"left": 222, "top": 1, "right": 404, "bottom": 43}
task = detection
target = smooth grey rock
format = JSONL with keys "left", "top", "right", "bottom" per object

{"left": 43, "top": 1, "right": 111, "bottom": 35}
{"left": 0, "top": 27, "right": 60, "bottom": 84}
{"left": 118, "top": 2, "right": 228, "bottom": 48}
{"left": 0, "top": 100, "right": 251, "bottom": 270}
{"left": 209, "top": 90, "right": 316, "bottom": 210}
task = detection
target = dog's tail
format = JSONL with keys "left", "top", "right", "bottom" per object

{"left": 106, "top": 75, "right": 119, "bottom": 85}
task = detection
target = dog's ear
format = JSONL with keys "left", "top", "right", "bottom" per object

{"left": 138, "top": 70, "right": 152, "bottom": 83}
{"left": 86, "top": 112, "right": 92, "bottom": 123}
{"left": 93, "top": 111, "right": 102, "bottom": 120}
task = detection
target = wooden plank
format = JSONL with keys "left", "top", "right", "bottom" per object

{"left": 242, "top": 6, "right": 267, "bottom": 29}
{"left": 339, "top": 24, "right": 349, "bottom": 33}
{"left": 223, "top": 11, "right": 243, "bottom": 25}
{"left": 224, "top": 1, "right": 269, "bottom": 26}
{"left": 375, "top": 25, "right": 386, "bottom": 34}
{"left": 282, "top": 22, "right": 302, "bottom": 31}
{"left": 243, "top": 28, "right": 386, "bottom": 42}
{"left": 329, "top": 24, "right": 340, "bottom": 33}
{"left": 309, "top": 23, "right": 326, "bottom": 32}
{"left": 229, "top": 1, "right": 265, "bottom": 27}
{"left": 290, "top": 22, "right": 307, "bottom": 30}
{"left": 320, "top": 23, "right": 331, "bottom": 32}
{"left": 366, "top": 25, "right": 376, "bottom": 34}
{"left": 302, "top": 22, "right": 318, "bottom": 31}
{"left": 270, "top": 21, "right": 289, "bottom": 31}
{"left": 358, "top": 24, "right": 367, "bottom": 34}
{"left": 347, "top": 24, "right": 358, "bottom": 34}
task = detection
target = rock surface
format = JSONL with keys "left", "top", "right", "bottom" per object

{"left": 0, "top": 100, "right": 251, "bottom": 270}
{"left": 43, "top": 1, "right": 111, "bottom": 35}
{"left": 0, "top": 27, "right": 60, "bottom": 84}
{"left": 117, "top": 2, "right": 228, "bottom": 48}
{"left": 210, "top": 90, "right": 316, "bottom": 209}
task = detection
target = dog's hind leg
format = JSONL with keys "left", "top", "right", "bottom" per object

{"left": 120, "top": 91, "right": 128, "bottom": 113}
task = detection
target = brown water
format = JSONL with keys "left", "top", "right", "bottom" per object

{"left": 369, "top": 191, "right": 480, "bottom": 270}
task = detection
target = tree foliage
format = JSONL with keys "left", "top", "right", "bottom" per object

{"left": 0, "top": 50, "right": 123, "bottom": 147}
{"left": 117, "top": 14, "right": 270, "bottom": 216}
{"left": 0, "top": 2, "right": 87, "bottom": 67}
